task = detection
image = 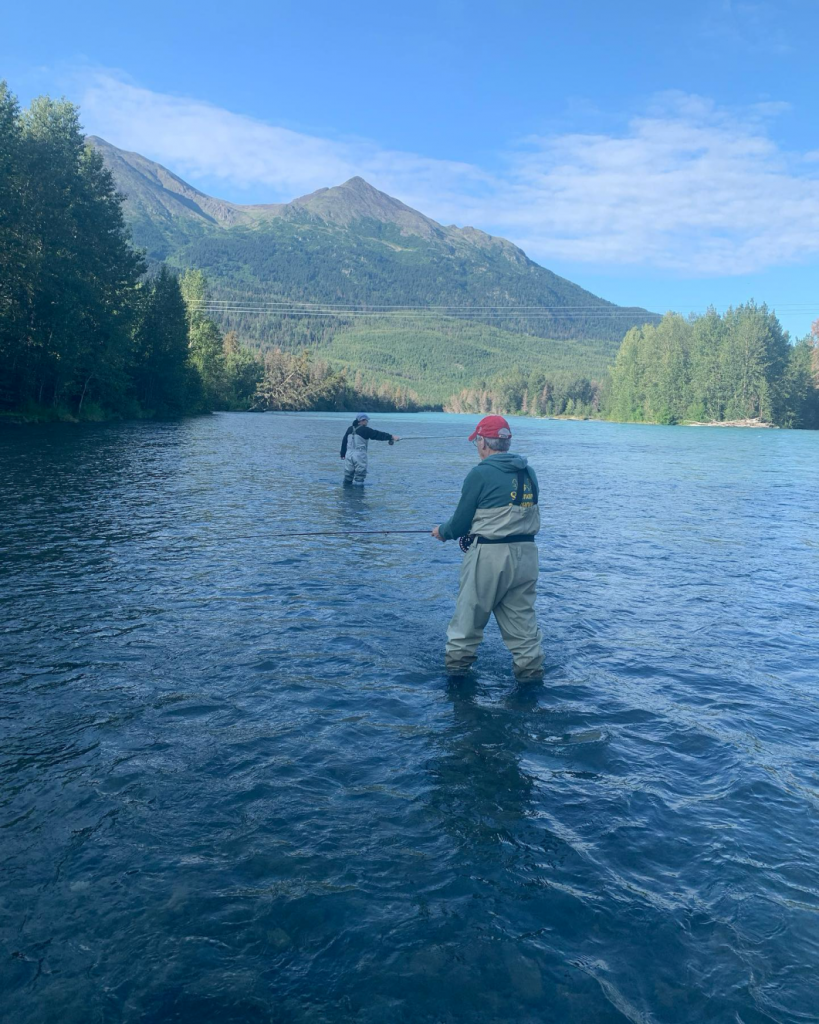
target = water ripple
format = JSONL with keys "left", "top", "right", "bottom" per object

{"left": 1, "top": 413, "right": 818, "bottom": 1023}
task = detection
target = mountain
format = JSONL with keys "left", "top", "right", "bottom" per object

{"left": 89, "top": 137, "right": 657, "bottom": 399}
{"left": 86, "top": 136, "right": 275, "bottom": 250}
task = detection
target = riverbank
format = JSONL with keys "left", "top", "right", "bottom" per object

{"left": 548, "top": 414, "right": 781, "bottom": 428}
{"left": 686, "top": 417, "right": 777, "bottom": 428}
{"left": 0, "top": 401, "right": 148, "bottom": 426}
{"left": 0, "top": 406, "right": 106, "bottom": 426}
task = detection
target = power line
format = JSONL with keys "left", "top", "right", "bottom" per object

{"left": 188, "top": 299, "right": 818, "bottom": 320}
{"left": 189, "top": 298, "right": 819, "bottom": 311}
{"left": 192, "top": 300, "right": 653, "bottom": 310}
{"left": 194, "top": 306, "right": 663, "bottom": 320}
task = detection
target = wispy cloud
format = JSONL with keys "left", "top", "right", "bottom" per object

{"left": 74, "top": 70, "right": 819, "bottom": 277}
{"left": 76, "top": 70, "right": 493, "bottom": 215}
{"left": 702, "top": 0, "right": 793, "bottom": 55}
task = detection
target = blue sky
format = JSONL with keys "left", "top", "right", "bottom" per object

{"left": 4, "top": 0, "right": 818, "bottom": 336}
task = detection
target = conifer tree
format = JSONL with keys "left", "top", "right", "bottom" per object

{"left": 131, "top": 266, "right": 192, "bottom": 414}
{"left": 181, "top": 269, "right": 228, "bottom": 409}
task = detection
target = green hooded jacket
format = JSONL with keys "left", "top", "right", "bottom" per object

{"left": 439, "top": 453, "right": 540, "bottom": 541}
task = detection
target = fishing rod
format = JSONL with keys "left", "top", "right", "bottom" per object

{"left": 286, "top": 529, "right": 431, "bottom": 537}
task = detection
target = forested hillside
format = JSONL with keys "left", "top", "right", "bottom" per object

{"left": 165, "top": 215, "right": 648, "bottom": 346}
{"left": 442, "top": 304, "right": 819, "bottom": 428}
{"left": 318, "top": 322, "right": 615, "bottom": 404}
{"left": 88, "top": 137, "right": 658, "bottom": 399}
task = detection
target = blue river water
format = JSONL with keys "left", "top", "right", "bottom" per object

{"left": 1, "top": 412, "right": 818, "bottom": 1023}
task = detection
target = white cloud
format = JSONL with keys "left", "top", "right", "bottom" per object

{"left": 74, "top": 70, "right": 819, "bottom": 277}
{"left": 76, "top": 70, "right": 493, "bottom": 213}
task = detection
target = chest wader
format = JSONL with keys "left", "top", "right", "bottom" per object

{"left": 446, "top": 469, "right": 544, "bottom": 680}
{"left": 343, "top": 427, "right": 369, "bottom": 486}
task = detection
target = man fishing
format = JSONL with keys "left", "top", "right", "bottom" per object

{"left": 340, "top": 414, "right": 400, "bottom": 486}
{"left": 431, "top": 415, "right": 544, "bottom": 680}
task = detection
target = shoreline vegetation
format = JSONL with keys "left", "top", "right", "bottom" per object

{"left": 441, "top": 307, "right": 819, "bottom": 429}
{"left": 686, "top": 417, "right": 777, "bottom": 428}
{"left": 2, "top": 81, "right": 818, "bottom": 431}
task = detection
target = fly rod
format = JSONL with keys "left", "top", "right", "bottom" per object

{"left": 286, "top": 529, "right": 431, "bottom": 537}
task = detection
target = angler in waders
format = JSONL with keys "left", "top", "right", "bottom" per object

{"left": 340, "top": 414, "right": 400, "bottom": 486}
{"left": 431, "top": 415, "right": 544, "bottom": 681}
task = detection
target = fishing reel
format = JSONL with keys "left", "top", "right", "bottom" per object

{"left": 458, "top": 534, "right": 475, "bottom": 553}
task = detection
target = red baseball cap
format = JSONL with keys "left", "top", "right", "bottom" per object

{"left": 468, "top": 415, "right": 512, "bottom": 442}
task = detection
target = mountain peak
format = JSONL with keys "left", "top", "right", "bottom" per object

{"left": 287, "top": 175, "right": 442, "bottom": 238}
{"left": 86, "top": 135, "right": 254, "bottom": 234}
{"left": 87, "top": 137, "right": 526, "bottom": 255}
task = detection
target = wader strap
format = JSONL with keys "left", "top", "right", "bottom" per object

{"left": 513, "top": 469, "right": 539, "bottom": 506}
{"left": 476, "top": 534, "right": 536, "bottom": 545}
{"left": 512, "top": 470, "right": 524, "bottom": 505}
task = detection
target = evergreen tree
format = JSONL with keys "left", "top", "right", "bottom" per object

{"left": 131, "top": 266, "right": 192, "bottom": 415}
{"left": 181, "top": 269, "right": 227, "bottom": 409}
{"left": 720, "top": 303, "right": 788, "bottom": 422}
{"left": 606, "top": 303, "right": 814, "bottom": 428}
{"left": 223, "top": 332, "right": 263, "bottom": 408}
{"left": 688, "top": 308, "right": 727, "bottom": 421}
{"left": 608, "top": 325, "right": 650, "bottom": 421}
{"left": 0, "top": 83, "right": 27, "bottom": 407}
{"left": 0, "top": 84, "right": 144, "bottom": 416}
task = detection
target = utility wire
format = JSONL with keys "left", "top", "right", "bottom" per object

{"left": 192, "top": 307, "right": 817, "bottom": 321}
{"left": 189, "top": 299, "right": 819, "bottom": 311}
{"left": 194, "top": 301, "right": 653, "bottom": 311}
{"left": 195, "top": 308, "right": 662, "bottom": 320}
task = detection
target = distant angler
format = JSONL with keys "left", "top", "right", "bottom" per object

{"left": 340, "top": 414, "right": 400, "bottom": 486}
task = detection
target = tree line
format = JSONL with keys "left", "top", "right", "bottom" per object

{"left": 607, "top": 305, "right": 819, "bottom": 428}
{"left": 446, "top": 372, "right": 605, "bottom": 418}
{"left": 3, "top": 82, "right": 817, "bottom": 429}
{"left": 252, "top": 348, "right": 428, "bottom": 412}
{"left": 445, "top": 306, "right": 819, "bottom": 429}
{"left": 0, "top": 84, "right": 429, "bottom": 421}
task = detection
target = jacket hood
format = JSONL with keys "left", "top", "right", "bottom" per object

{"left": 484, "top": 452, "right": 529, "bottom": 473}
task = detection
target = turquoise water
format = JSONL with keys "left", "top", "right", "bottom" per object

{"left": 1, "top": 412, "right": 818, "bottom": 1023}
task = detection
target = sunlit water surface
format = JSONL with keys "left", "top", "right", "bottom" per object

{"left": 1, "top": 412, "right": 818, "bottom": 1023}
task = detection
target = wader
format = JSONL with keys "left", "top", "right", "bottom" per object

{"left": 445, "top": 481, "right": 544, "bottom": 679}
{"left": 343, "top": 427, "right": 369, "bottom": 485}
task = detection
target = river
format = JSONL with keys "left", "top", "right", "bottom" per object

{"left": 1, "top": 412, "right": 818, "bottom": 1023}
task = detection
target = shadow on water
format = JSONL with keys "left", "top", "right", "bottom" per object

{"left": 335, "top": 483, "right": 371, "bottom": 530}
{"left": 355, "top": 674, "right": 638, "bottom": 1024}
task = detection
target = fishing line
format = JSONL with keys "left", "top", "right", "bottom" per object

{"left": 285, "top": 529, "right": 431, "bottom": 537}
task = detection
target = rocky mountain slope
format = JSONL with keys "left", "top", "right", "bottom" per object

{"left": 89, "top": 136, "right": 657, "bottom": 392}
